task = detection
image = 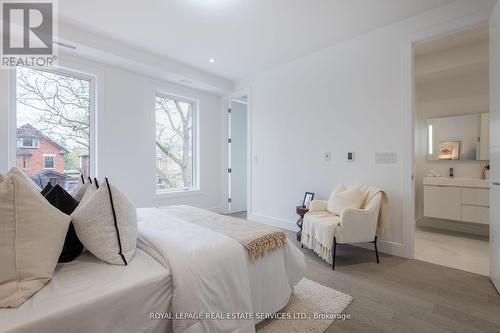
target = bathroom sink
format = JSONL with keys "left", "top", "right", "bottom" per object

{"left": 423, "top": 177, "right": 489, "bottom": 188}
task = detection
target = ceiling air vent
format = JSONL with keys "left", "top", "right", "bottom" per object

{"left": 53, "top": 41, "right": 77, "bottom": 50}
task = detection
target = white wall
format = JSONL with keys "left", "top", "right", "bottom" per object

{"left": 414, "top": 33, "right": 490, "bottom": 235}
{"left": 240, "top": 0, "right": 496, "bottom": 256}
{"left": 0, "top": 55, "right": 224, "bottom": 211}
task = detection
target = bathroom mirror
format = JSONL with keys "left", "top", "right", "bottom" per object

{"left": 426, "top": 113, "right": 489, "bottom": 161}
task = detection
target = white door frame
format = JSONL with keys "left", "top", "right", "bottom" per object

{"left": 401, "top": 11, "right": 491, "bottom": 259}
{"left": 222, "top": 88, "right": 252, "bottom": 215}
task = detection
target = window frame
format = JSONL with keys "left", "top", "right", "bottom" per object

{"left": 9, "top": 65, "right": 97, "bottom": 178}
{"left": 154, "top": 92, "right": 200, "bottom": 196}
{"left": 43, "top": 154, "right": 56, "bottom": 169}
{"left": 18, "top": 138, "right": 39, "bottom": 148}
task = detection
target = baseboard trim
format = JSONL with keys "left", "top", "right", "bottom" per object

{"left": 248, "top": 212, "right": 299, "bottom": 232}
{"left": 354, "top": 240, "right": 407, "bottom": 258}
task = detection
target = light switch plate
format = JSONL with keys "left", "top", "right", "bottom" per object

{"left": 347, "top": 152, "right": 354, "bottom": 161}
{"left": 324, "top": 152, "right": 331, "bottom": 161}
{"left": 375, "top": 152, "right": 397, "bottom": 163}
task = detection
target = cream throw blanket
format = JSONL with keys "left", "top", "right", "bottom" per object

{"left": 302, "top": 186, "right": 390, "bottom": 264}
{"left": 362, "top": 186, "right": 390, "bottom": 238}
{"left": 159, "top": 205, "right": 287, "bottom": 262}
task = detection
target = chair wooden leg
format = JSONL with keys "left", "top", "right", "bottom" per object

{"left": 332, "top": 237, "right": 337, "bottom": 270}
{"left": 373, "top": 236, "right": 380, "bottom": 264}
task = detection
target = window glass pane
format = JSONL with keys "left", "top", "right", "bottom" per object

{"left": 44, "top": 156, "right": 55, "bottom": 169}
{"left": 155, "top": 95, "right": 195, "bottom": 192}
{"left": 16, "top": 66, "right": 91, "bottom": 191}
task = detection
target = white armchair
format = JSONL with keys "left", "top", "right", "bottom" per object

{"left": 301, "top": 187, "right": 383, "bottom": 270}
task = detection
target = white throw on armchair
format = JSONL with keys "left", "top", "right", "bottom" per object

{"left": 301, "top": 185, "right": 387, "bottom": 270}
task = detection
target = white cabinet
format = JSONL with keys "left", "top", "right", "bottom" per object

{"left": 461, "top": 206, "right": 489, "bottom": 224}
{"left": 424, "top": 186, "right": 461, "bottom": 221}
{"left": 423, "top": 177, "right": 489, "bottom": 225}
{"left": 462, "top": 188, "right": 489, "bottom": 206}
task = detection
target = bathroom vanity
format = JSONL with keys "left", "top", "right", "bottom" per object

{"left": 424, "top": 177, "right": 490, "bottom": 224}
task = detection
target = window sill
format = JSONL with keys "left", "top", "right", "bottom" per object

{"left": 154, "top": 189, "right": 202, "bottom": 200}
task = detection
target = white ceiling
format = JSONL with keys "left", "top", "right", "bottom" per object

{"left": 59, "top": 0, "right": 455, "bottom": 81}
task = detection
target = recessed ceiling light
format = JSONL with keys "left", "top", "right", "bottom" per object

{"left": 209, "top": 58, "right": 215, "bottom": 63}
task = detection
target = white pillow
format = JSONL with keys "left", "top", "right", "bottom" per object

{"left": 71, "top": 180, "right": 91, "bottom": 202}
{"left": 326, "top": 186, "right": 364, "bottom": 216}
{"left": 71, "top": 178, "right": 137, "bottom": 265}
{"left": 7, "top": 167, "right": 41, "bottom": 192}
{"left": 0, "top": 174, "right": 70, "bottom": 308}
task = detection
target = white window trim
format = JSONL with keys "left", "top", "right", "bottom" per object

{"left": 9, "top": 63, "right": 97, "bottom": 178}
{"left": 18, "top": 138, "right": 39, "bottom": 148}
{"left": 154, "top": 92, "right": 200, "bottom": 196}
{"left": 154, "top": 189, "right": 203, "bottom": 200}
{"left": 43, "top": 154, "right": 56, "bottom": 169}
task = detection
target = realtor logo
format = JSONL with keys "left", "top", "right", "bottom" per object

{"left": 1, "top": 1, "right": 56, "bottom": 67}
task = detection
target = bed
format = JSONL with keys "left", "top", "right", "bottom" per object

{"left": 137, "top": 206, "right": 306, "bottom": 333}
{"left": 0, "top": 249, "right": 172, "bottom": 333}
{"left": 0, "top": 206, "right": 305, "bottom": 333}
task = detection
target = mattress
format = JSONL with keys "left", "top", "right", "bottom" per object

{"left": 0, "top": 249, "right": 172, "bottom": 333}
{"left": 137, "top": 207, "right": 306, "bottom": 332}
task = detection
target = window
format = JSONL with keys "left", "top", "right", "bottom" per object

{"left": 16, "top": 66, "right": 92, "bottom": 190}
{"left": 155, "top": 94, "right": 197, "bottom": 193}
{"left": 18, "top": 138, "right": 39, "bottom": 148}
{"left": 43, "top": 155, "right": 55, "bottom": 169}
{"left": 22, "top": 156, "right": 29, "bottom": 169}
{"left": 156, "top": 175, "right": 165, "bottom": 186}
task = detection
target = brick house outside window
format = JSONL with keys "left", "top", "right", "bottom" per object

{"left": 16, "top": 123, "right": 69, "bottom": 188}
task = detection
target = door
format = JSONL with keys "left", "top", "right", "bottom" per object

{"left": 491, "top": 147, "right": 500, "bottom": 292}
{"left": 490, "top": 2, "right": 500, "bottom": 293}
{"left": 229, "top": 99, "right": 247, "bottom": 213}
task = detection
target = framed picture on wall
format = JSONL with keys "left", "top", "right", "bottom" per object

{"left": 438, "top": 141, "right": 460, "bottom": 160}
{"left": 302, "top": 192, "right": 315, "bottom": 208}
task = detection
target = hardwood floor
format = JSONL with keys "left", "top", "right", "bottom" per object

{"left": 281, "top": 230, "right": 500, "bottom": 333}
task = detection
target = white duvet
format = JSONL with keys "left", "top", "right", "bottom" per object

{"left": 137, "top": 207, "right": 305, "bottom": 333}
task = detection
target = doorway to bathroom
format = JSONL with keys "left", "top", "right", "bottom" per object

{"left": 413, "top": 24, "right": 490, "bottom": 275}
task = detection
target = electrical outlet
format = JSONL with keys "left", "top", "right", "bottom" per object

{"left": 323, "top": 152, "right": 331, "bottom": 161}
{"left": 347, "top": 152, "right": 354, "bottom": 162}
{"left": 375, "top": 152, "right": 396, "bottom": 163}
